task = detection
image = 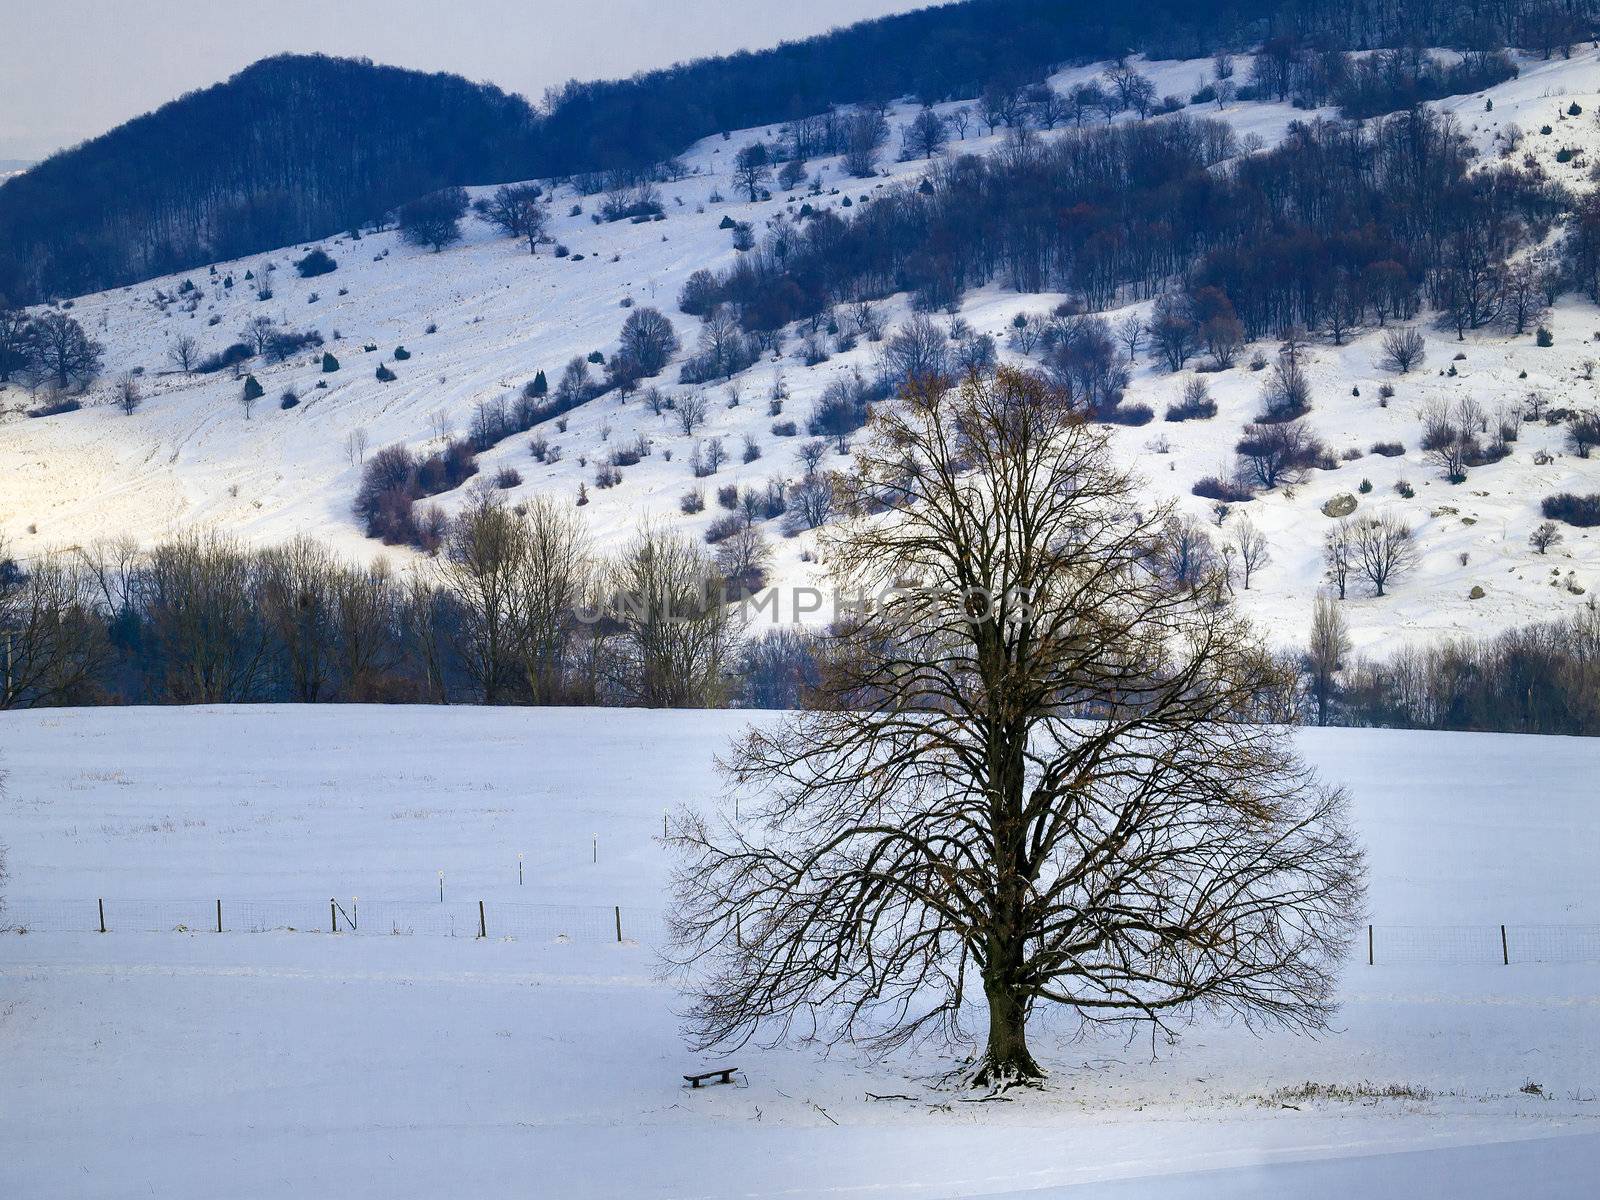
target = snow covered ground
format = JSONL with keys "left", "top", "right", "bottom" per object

{"left": 5, "top": 50, "right": 1600, "bottom": 658}
{"left": 1, "top": 705, "right": 1597, "bottom": 1196}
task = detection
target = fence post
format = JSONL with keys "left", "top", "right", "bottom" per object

{"left": 1501, "top": 923, "right": 1509, "bottom": 965}
{"left": 478, "top": 900, "right": 487, "bottom": 940}
{"left": 1367, "top": 924, "right": 1373, "bottom": 965}
{"left": 330, "top": 898, "right": 337, "bottom": 934}
{"left": 216, "top": 899, "right": 223, "bottom": 934}
{"left": 615, "top": 905, "right": 622, "bottom": 943}
{"left": 98, "top": 898, "right": 106, "bottom": 934}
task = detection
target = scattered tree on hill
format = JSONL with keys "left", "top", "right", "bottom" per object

{"left": 1236, "top": 420, "right": 1322, "bottom": 490}
{"left": 478, "top": 183, "right": 548, "bottom": 254}
{"left": 167, "top": 333, "right": 199, "bottom": 375}
{"left": 899, "top": 107, "right": 947, "bottom": 160}
{"left": 115, "top": 373, "right": 142, "bottom": 415}
{"left": 732, "top": 143, "right": 771, "bottom": 202}
{"left": 399, "top": 186, "right": 470, "bottom": 252}
{"left": 1228, "top": 516, "right": 1270, "bottom": 589}
{"left": 1379, "top": 327, "right": 1425, "bottom": 373}
{"left": 31, "top": 312, "right": 102, "bottom": 392}
{"left": 617, "top": 306, "right": 680, "bottom": 378}
{"left": 843, "top": 108, "right": 889, "bottom": 177}
{"left": 1350, "top": 513, "right": 1417, "bottom": 597}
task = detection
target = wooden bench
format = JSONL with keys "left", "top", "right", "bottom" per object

{"left": 683, "top": 1067, "right": 739, "bottom": 1088}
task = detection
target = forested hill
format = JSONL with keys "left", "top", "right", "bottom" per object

{"left": 0, "top": 55, "right": 540, "bottom": 303}
{"left": 1, "top": 0, "right": 1594, "bottom": 303}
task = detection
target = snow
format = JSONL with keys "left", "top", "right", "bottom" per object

{"left": 1, "top": 705, "right": 1598, "bottom": 1196}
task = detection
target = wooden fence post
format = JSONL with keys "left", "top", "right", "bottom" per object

{"left": 478, "top": 900, "right": 487, "bottom": 939}
{"left": 1367, "top": 924, "right": 1373, "bottom": 965}
{"left": 216, "top": 899, "right": 223, "bottom": 934}
{"left": 1501, "top": 924, "right": 1509, "bottom": 965}
{"left": 614, "top": 905, "right": 622, "bottom": 943}
{"left": 330, "top": 898, "right": 337, "bottom": 934}
{"left": 98, "top": 898, "right": 106, "bottom": 934}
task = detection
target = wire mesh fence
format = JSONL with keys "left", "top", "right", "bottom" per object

{"left": 0, "top": 903, "right": 1594, "bottom": 963}
{"left": 0, "top": 897, "right": 662, "bottom": 945}
{"left": 1365, "top": 924, "right": 1600, "bottom": 965}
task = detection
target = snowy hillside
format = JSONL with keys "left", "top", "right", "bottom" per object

{"left": 1, "top": 705, "right": 1597, "bottom": 1197}
{"left": 5, "top": 49, "right": 1600, "bottom": 656}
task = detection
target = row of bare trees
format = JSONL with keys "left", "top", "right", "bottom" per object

{"left": 0, "top": 502, "right": 752, "bottom": 710}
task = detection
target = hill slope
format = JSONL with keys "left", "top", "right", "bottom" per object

{"left": 5, "top": 50, "right": 1600, "bottom": 659}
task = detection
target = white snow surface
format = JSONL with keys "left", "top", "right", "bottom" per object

{"left": 1, "top": 704, "right": 1597, "bottom": 1197}
{"left": 4, "top": 51, "right": 1600, "bottom": 657}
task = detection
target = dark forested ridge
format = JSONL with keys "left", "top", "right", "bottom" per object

{"left": 0, "top": 55, "right": 539, "bottom": 303}
{"left": 1, "top": 0, "right": 1595, "bottom": 303}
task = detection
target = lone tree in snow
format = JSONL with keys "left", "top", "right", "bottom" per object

{"left": 399, "top": 186, "right": 469, "bottom": 252}
{"left": 31, "top": 311, "right": 102, "bottom": 393}
{"left": 669, "top": 366, "right": 1365, "bottom": 1089}
{"left": 478, "top": 183, "right": 548, "bottom": 254}
{"left": 732, "top": 143, "right": 771, "bottom": 203}
{"left": 1379, "top": 326, "right": 1425, "bottom": 374}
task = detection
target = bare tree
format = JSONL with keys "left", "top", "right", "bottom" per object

{"left": 1235, "top": 420, "right": 1322, "bottom": 490}
{"left": 732, "top": 143, "right": 772, "bottom": 202}
{"left": 604, "top": 525, "right": 733, "bottom": 706}
{"left": 676, "top": 390, "right": 708, "bottom": 435}
{"left": 399, "top": 186, "right": 470, "bottom": 252}
{"left": 511, "top": 495, "right": 593, "bottom": 703}
{"left": 1228, "top": 516, "right": 1270, "bottom": 589}
{"left": 670, "top": 367, "right": 1364, "bottom": 1088}
{"left": 138, "top": 532, "right": 271, "bottom": 702}
{"left": 345, "top": 427, "right": 369, "bottom": 465}
{"left": 1530, "top": 521, "right": 1563, "bottom": 555}
{"left": 843, "top": 108, "right": 889, "bottom": 177}
{"left": 258, "top": 535, "right": 338, "bottom": 702}
{"left": 879, "top": 313, "right": 950, "bottom": 385}
{"left": 0, "top": 304, "right": 36, "bottom": 385}
{"left": 1350, "top": 513, "right": 1418, "bottom": 597}
{"left": 115, "top": 372, "right": 142, "bottom": 415}
{"left": 31, "top": 311, "right": 103, "bottom": 392}
{"left": 0, "top": 545, "right": 109, "bottom": 708}
{"left": 618, "top": 306, "right": 680, "bottom": 377}
{"left": 1114, "top": 315, "right": 1144, "bottom": 362}
{"left": 1323, "top": 520, "right": 1354, "bottom": 599}
{"left": 1306, "top": 593, "right": 1349, "bottom": 726}
{"left": 435, "top": 491, "right": 528, "bottom": 704}
{"left": 900, "top": 108, "right": 948, "bottom": 161}
{"left": 1379, "top": 327, "right": 1425, "bottom": 374}
{"left": 478, "top": 183, "right": 548, "bottom": 254}
{"left": 167, "top": 333, "right": 199, "bottom": 375}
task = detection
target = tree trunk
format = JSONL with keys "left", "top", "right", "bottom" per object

{"left": 972, "top": 974, "right": 1043, "bottom": 1087}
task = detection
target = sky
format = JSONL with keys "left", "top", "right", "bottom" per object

{"left": 0, "top": 0, "right": 935, "bottom": 161}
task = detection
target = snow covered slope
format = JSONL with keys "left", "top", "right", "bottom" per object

{"left": 4, "top": 50, "right": 1600, "bottom": 656}
{"left": 0, "top": 705, "right": 1597, "bottom": 1197}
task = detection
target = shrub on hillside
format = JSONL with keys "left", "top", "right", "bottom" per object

{"left": 294, "top": 248, "right": 337, "bottom": 277}
{"left": 1542, "top": 493, "right": 1600, "bottom": 527}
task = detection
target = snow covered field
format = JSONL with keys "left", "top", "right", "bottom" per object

{"left": 1, "top": 705, "right": 1597, "bottom": 1196}
{"left": 6, "top": 50, "right": 1600, "bottom": 658}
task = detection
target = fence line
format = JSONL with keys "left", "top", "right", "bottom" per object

{"left": 3, "top": 903, "right": 1598, "bottom": 963}
{"left": 1362, "top": 923, "right": 1600, "bottom": 965}
{"left": 1, "top": 898, "right": 662, "bottom": 945}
